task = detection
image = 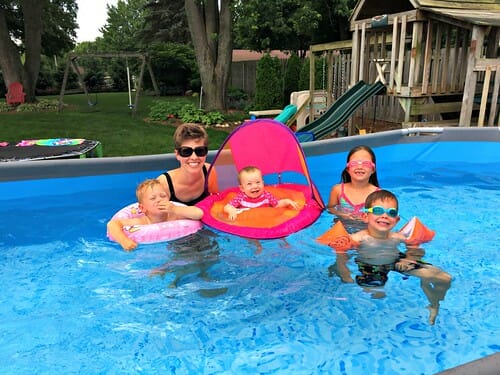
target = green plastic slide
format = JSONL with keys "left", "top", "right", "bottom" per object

{"left": 297, "top": 81, "right": 385, "bottom": 142}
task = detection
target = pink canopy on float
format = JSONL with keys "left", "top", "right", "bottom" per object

{"left": 197, "top": 119, "right": 324, "bottom": 239}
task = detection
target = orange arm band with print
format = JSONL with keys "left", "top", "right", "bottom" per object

{"left": 399, "top": 216, "right": 435, "bottom": 246}
{"left": 316, "top": 221, "right": 357, "bottom": 252}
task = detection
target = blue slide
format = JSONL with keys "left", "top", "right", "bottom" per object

{"left": 296, "top": 81, "right": 385, "bottom": 142}
{"left": 274, "top": 104, "right": 297, "bottom": 123}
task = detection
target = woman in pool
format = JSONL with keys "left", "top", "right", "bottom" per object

{"left": 157, "top": 123, "right": 211, "bottom": 206}
{"left": 327, "top": 145, "right": 380, "bottom": 282}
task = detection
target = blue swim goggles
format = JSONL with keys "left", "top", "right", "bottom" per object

{"left": 362, "top": 206, "right": 398, "bottom": 218}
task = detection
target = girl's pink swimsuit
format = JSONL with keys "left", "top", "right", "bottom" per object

{"left": 338, "top": 183, "right": 377, "bottom": 214}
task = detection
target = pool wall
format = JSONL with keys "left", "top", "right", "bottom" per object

{"left": 1, "top": 127, "right": 498, "bottom": 201}
{"left": 1, "top": 127, "right": 499, "bottom": 183}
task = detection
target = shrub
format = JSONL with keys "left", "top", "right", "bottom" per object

{"left": 0, "top": 102, "right": 12, "bottom": 113}
{"left": 254, "top": 53, "right": 283, "bottom": 110}
{"left": 226, "top": 87, "right": 250, "bottom": 110}
{"left": 283, "top": 53, "right": 302, "bottom": 102}
{"left": 200, "top": 111, "right": 224, "bottom": 125}
{"left": 15, "top": 99, "right": 60, "bottom": 112}
{"left": 299, "top": 56, "right": 325, "bottom": 91}
{"left": 148, "top": 100, "right": 187, "bottom": 120}
{"left": 148, "top": 100, "right": 224, "bottom": 125}
{"left": 54, "top": 62, "right": 80, "bottom": 91}
{"left": 178, "top": 104, "right": 224, "bottom": 125}
{"left": 179, "top": 103, "right": 205, "bottom": 123}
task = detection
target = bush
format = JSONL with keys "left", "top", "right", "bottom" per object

{"left": 199, "top": 110, "right": 224, "bottom": 125}
{"left": 226, "top": 87, "right": 250, "bottom": 110}
{"left": 148, "top": 100, "right": 187, "bottom": 120}
{"left": 0, "top": 102, "right": 13, "bottom": 113}
{"left": 254, "top": 53, "right": 283, "bottom": 110}
{"left": 299, "top": 56, "right": 325, "bottom": 91}
{"left": 148, "top": 100, "right": 224, "bottom": 125}
{"left": 0, "top": 74, "right": 5, "bottom": 97}
{"left": 283, "top": 53, "right": 302, "bottom": 102}
{"left": 178, "top": 103, "right": 205, "bottom": 123}
{"left": 179, "top": 104, "right": 225, "bottom": 125}
{"left": 54, "top": 63, "right": 80, "bottom": 91}
{"left": 15, "top": 99, "right": 60, "bottom": 112}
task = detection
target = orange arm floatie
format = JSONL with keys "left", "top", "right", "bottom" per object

{"left": 316, "top": 221, "right": 357, "bottom": 252}
{"left": 399, "top": 216, "right": 435, "bottom": 246}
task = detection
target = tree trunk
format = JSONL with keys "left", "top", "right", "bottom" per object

{"left": 185, "top": 0, "right": 232, "bottom": 111}
{"left": 0, "top": 1, "right": 44, "bottom": 103}
{"left": 22, "top": 0, "right": 44, "bottom": 102}
{"left": 0, "top": 8, "right": 24, "bottom": 86}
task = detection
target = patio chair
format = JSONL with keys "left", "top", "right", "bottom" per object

{"left": 5, "top": 81, "right": 26, "bottom": 105}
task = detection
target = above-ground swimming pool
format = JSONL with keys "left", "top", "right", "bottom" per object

{"left": 1, "top": 127, "right": 499, "bottom": 374}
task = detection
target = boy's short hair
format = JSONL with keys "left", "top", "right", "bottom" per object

{"left": 173, "top": 123, "right": 208, "bottom": 148}
{"left": 365, "top": 189, "right": 399, "bottom": 209}
{"left": 238, "top": 165, "right": 261, "bottom": 183}
{"left": 136, "top": 179, "right": 162, "bottom": 203}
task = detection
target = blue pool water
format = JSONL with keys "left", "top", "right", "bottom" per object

{"left": 1, "top": 142, "right": 499, "bottom": 374}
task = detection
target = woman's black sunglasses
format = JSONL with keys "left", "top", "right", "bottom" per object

{"left": 176, "top": 146, "right": 208, "bottom": 157}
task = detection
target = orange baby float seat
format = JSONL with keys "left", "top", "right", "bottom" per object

{"left": 197, "top": 119, "right": 325, "bottom": 239}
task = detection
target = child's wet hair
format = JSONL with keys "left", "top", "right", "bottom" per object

{"left": 365, "top": 189, "right": 398, "bottom": 209}
{"left": 136, "top": 179, "right": 162, "bottom": 202}
{"left": 341, "top": 145, "right": 380, "bottom": 186}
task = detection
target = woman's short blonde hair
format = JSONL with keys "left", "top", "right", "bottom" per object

{"left": 173, "top": 123, "right": 208, "bottom": 148}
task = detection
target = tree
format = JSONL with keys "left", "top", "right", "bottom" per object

{"left": 185, "top": 0, "right": 233, "bottom": 111}
{"left": 0, "top": 0, "right": 77, "bottom": 102}
{"left": 148, "top": 42, "right": 199, "bottom": 95}
{"left": 99, "top": 0, "right": 149, "bottom": 52}
{"left": 233, "top": 0, "right": 355, "bottom": 54}
{"left": 311, "top": 0, "right": 356, "bottom": 43}
{"left": 143, "top": 0, "right": 190, "bottom": 44}
{"left": 233, "top": 0, "right": 321, "bottom": 56}
{"left": 70, "top": 1, "right": 149, "bottom": 94}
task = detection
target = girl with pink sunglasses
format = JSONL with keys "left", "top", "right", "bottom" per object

{"left": 327, "top": 145, "right": 380, "bottom": 282}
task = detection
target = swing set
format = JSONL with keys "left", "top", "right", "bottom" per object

{"left": 58, "top": 52, "right": 160, "bottom": 114}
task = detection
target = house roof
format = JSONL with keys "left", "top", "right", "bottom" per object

{"left": 232, "top": 50, "right": 291, "bottom": 62}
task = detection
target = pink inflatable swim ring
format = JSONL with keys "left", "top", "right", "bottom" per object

{"left": 108, "top": 202, "right": 203, "bottom": 244}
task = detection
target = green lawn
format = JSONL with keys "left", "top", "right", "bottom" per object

{"left": 0, "top": 92, "right": 237, "bottom": 157}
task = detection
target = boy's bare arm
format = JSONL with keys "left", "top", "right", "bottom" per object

{"left": 107, "top": 219, "right": 138, "bottom": 251}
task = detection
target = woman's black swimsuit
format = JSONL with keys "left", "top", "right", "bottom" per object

{"left": 162, "top": 165, "right": 209, "bottom": 206}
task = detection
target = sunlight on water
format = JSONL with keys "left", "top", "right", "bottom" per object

{"left": 1, "top": 157, "right": 499, "bottom": 374}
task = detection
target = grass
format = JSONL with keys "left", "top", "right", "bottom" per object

{"left": 0, "top": 92, "right": 240, "bottom": 157}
